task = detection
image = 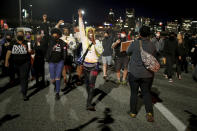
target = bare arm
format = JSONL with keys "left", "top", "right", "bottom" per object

{"left": 111, "top": 39, "right": 121, "bottom": 49}
{"left": 5, "top": 50, "right": 11, "bottom": 67}
{"left": 55, "top": 20, "right": 64, "bottom": 28}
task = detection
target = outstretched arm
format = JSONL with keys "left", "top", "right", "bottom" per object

{"left": 55, "top": 20, "right": 64, "bottom": 28}
{"left": 78, "top": 9, "right": 86, "bottom": 44}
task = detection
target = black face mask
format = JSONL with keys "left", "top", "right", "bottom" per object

{"left": 169, "top": 36, "right": 175, "bottom": 40}
{"left": 6, "top": 38, "right": 11, "bottom": 42}
{"left": 52, "top": 36, "right": 59, "bottom": 41}
{"left": 17, "top": 35, "right": 24, "bottom": 41}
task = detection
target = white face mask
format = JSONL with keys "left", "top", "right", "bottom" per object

{"left": 156, "top": 33, "right": 160, "bottom": 37}
{"left": 121, "top": 33, "right": 126, "bottom": 38}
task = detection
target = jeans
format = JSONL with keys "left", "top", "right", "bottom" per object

{"left": 49, "top": 60, "right": 64, "bottom": 80}
{"left": 128, "top": 73, "right": 154, "bottom": 114}
{"left": 15, "top": 62, "right": 30, "bottom": 96}
{"left": 83, "top": 66, "right": 98, "bottom": 107}
{"left": 49, "top": 60, "right": 64, "bottom": 93}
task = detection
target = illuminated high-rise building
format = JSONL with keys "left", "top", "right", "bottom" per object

{"left": 124, "top": 8, "right": 135, "bottom": 29}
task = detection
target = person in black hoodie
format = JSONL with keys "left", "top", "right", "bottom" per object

{"left": 33, "top": 34, "right": 46, "bottom": 87}
{"left": 5, "top": 31, "right": 33, "bottom": 101}
{"left": 163, "top": 32, "right": 180, "bottom": 82}
{"left": 46, "top": 28, "right": 67, "bottom": 100}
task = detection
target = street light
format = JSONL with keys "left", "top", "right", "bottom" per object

{"left": 30, "top": 4, "right": 33, "bottom": 21}
{"left": 81, "top": 10, "right": 85, "bottom": 15}
{"left": 19, "top": 0, "right": 22, "bottom": 26}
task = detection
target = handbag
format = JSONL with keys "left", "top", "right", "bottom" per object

{"left": 139, "top": 40, "right": 160, "bottom": 72}
{"left": 77, "top": 43, "right": 93, "bottom": 65}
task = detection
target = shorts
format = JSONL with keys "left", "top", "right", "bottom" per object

{"left": 102, "top": 56, "right": 112, "bottom": 65}
{"left": 49, "top": 60, "right": 64, "bottom": 80}
{"left": 115, "top": 56, "right": 129, "bottom": 71}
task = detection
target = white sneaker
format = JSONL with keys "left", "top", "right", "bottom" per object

{"left": 168, "top": 79, "right": 173, "bottom": 83}
{"left": 163, "top": 74, "right": 168, "bottom": 79}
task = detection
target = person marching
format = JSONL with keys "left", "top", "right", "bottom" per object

{"left": 46, "top": 28, "right": 67, "bottom": 100}
{"left": 78, "top": 9, "right": 103, "bottom": 111}
{"left": 5, "top": 31, "right": 33, "bottom": 101}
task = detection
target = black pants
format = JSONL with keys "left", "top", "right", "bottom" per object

{"left": 165, "top": 56, "right": 174, "bottom": 79}
{"left": 15, "top": 62, "right": 30, "bottom": 96}
{"left": 83, "top": 66, "right": 98, "bottom": 107}
{"left": 34, "top": 57, "right": 45, "bottom": 85}
{"left": 128, "top": 73, "right": 154, "bottom": 114}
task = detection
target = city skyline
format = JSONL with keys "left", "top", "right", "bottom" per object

{"left": 0, "top": 0, "right": 197, "bottom": 25}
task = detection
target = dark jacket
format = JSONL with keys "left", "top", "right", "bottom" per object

{"left": 46, "top": 38, "right": 67, "bottom": 63}
{"left": 177, "top": 42, "right": 187, "bottom": 57}
{"left": 127, "top": 38, "right": 156, "bottom": 78}
{"left": 102, "top": 36, "right": 114, "bottom": 56}
{"left": 163, "top": 38, "right": 179, "bottom": 63}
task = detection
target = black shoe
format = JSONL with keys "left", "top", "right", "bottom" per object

{"left": 55, "top": 93, "right": 60, "bottom": 100}
{"left": 86, "top": 106, "right": 96, "bottom": 111}
{"left": 23, "top": 95, "right": 29, "bottom": 101}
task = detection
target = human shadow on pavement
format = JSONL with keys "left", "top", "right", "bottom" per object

{"left": 27, "top": 81, "right": 50, "bottom": 99}
{"left": 62, "top": 75, "right": 80, "bottom": 95}
{"left": 65, "top": 117, "right": 98, "bottom": 131}
{"left": 0, "top": 80, "right": 20, "bottom": 95}
{"left": 98, "top": 108, "right": 114, "bottom": 131}
{"left": 92, "top": 80, "right": 118, "bottom": 106}
{"left": 0, "top": 114, "right": 20, "bottom": 127}
{"left": 184, "top": 110, "right": 197, "bottom": 131}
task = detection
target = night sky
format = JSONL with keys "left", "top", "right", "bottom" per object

{"left": 0, "top": 0, "right": 196, "bottom": 25}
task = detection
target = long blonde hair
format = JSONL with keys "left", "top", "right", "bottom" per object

{"left": 177, "top": 33, "right": 183, "bottom": 45}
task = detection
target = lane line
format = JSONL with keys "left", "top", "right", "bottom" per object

{"left": 154, "top": 103, "right": 187, "bottom": 131}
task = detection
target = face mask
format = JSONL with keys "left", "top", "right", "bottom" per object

{"left": 6, "top": 38, "right": 11, "bottom": 42}
{"left": 169, "top": 36, "right": 175, "bottom": 40}
{"left": 53, "top": 36, "right": 59, "bottom": 41}
{"left": 121, "top": 33, "right": 126, "bottom": 38}
{"left": 26, "top": 35, "right": 31, "bottom": 39}
{"left": 156, "top": 34, "right": 160, "bottom": 37}
{"left": 17, "top": 35, "right": 24, "bottom": 41}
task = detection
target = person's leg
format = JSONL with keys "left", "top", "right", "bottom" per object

{"left": 102, "top": 56, "right": 107, "bottom": 77}
{"left": 83, "top": 67, "right": 90, "bottom": 106}
{"left": 62, "top": 66, "right": 67, "bottom": 85}
{"left": 49, "top": 63, "right": 56, "bottom": 85}
{"left": 116, "top": 70, "right": 121, "bottom": 81}
{"left": 115, "top": 57, "right": 121, "bottom": 83}
{"left": 140, "top": 77, "right": 154, "bottom": 114}
{"left": 140, "top": 77, "right": 154, "bottom": 122}
{"left": 123, "top": 57, "right": 129, "bottom": 82}
{"left": 176, "top": 60, "right": 182, "bottom": 79}
{"left": 128, "top": 73, "right": 140, "bottom": 115}
{"left": 166, "top": 56, "right": 173, "bottom": 80}
{"left": 55, "top": 61, "right": 64, "bottom": 94}
{"left": 19, "top": 62, "right": 30, "bottom": 100}
{"left": 87, "top": 68, "right": 98, "bottom": 110}
{"left": 41, "top": 60, "right": 45, "bottom": 86}
{"left": 76, "top": 65, "right": 83, "bottom": 85}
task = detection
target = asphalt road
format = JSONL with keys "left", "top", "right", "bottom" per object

{"left": 0, "top": 64, "right": 197, "bottom": 131}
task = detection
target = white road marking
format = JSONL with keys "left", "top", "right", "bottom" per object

{"left": 154, "top": 103, "right": 187, "bottom": 131}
